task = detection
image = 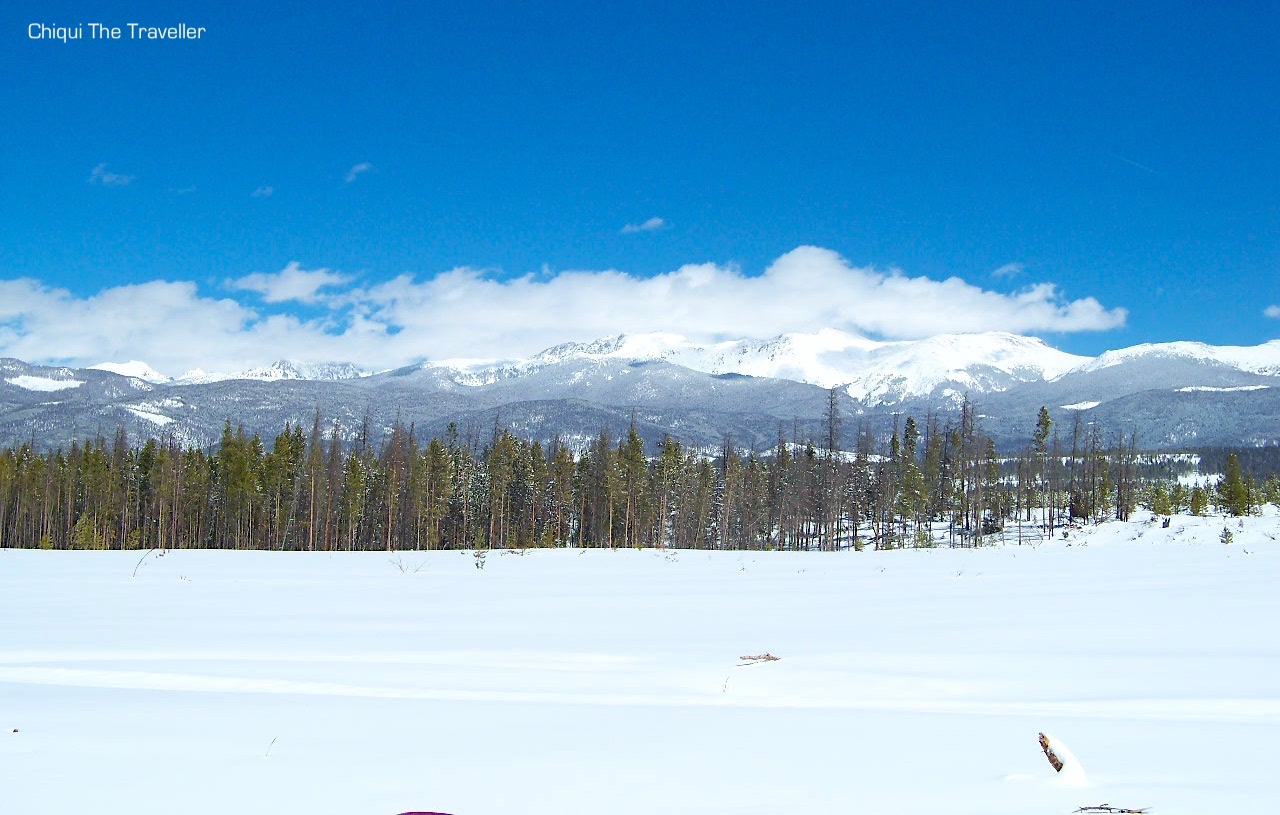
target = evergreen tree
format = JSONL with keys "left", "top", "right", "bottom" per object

{"left": 1144, "top": 482, "right": 1173, "bottom": 516}
{"left": 1189, "top": 485, "right": 1209, "bottom": 517}
{"left": 1217, "top": 453, "right": 1250, "bottom": 516}
{"left": 618, "top": 423, "right": 647, "bottom": 548}
{"left": 1263, "top": 473, "right": 1280, "bottom": 507}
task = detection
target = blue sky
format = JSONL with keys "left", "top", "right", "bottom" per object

{"left": 2, "top": 1, "right": 1278, "bottom": 373}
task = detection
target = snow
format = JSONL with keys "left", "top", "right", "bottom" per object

{"left": 1038, "top": 732, "right": 1089, "bottom": 788}
{"left": 426, "top": 329, "right": 1092, "bottom": 404}
{"left": 175, "top": 361, "right": 368, "bottom": 384}
{"left": 671, "top": 328, "right": 886, "bottom": 389}
{"left": 1176, "top": 385, "right": 1271, "bottom": 393}
{"left": 126, "top": 407, "right": 174, "bottom": 426}
{"left": 90, "top": 360, "right": 172, "bottom": 384}
{"left": 841, "top": 332, "right": 1090, "bottom": 404}
{"left": 598, "top": 330, "right": 1089, "bottom": 402}
{"left": 1076, "top": 339, "right": 1280, "bottom": 376}
{"left": 240, "top": 361, "right": 368, "bottom": 381}
{"left": 4, "top": 375, "right": 84, "bottom": 391}
{"left": 1177, "top": 472, "right": 1216, "bottom": 489}
{"left": 499, "top": 332, "right": 1280, "bottom": 404}
{"left": 176, "top": 368, "right": 222, "bottom": 384}
{"left": 1061, "top": 401, "right": 1101, "bottom": 410}
{"left": 3, "top": 512, "right": 1278, "bottom": 814}
{"left": 68, "top": 333, "right": 1280, "bottom": 402}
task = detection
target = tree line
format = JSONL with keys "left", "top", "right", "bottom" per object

{"left": 1, "top": 398, "right": 1276, "bottom": 552}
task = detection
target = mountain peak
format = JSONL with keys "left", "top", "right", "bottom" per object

{"left": 835, "top": 331, "right": 1091, "bottom": 404}
{"left": 89, "top": 360, "right": 172, "bottom": 384}
{"left": 531, "top": 332, "right": 694, "bottom": 364}
{"left": 505, "top": 329, "right": 1088, "bottom": 401}
{"left": 1079, "top": 339, "right": 1280, "bottom": 376}
{"left": 174, "top": 360, "right": 369, "bottom": 384}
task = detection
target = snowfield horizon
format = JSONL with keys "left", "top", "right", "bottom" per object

{"left": 4, "top": 509, "right": 1279, "bottom": 814}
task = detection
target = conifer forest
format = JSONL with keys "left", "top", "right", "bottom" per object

{"left": 2, "top": 396, "right": 1276, "bottom": 552}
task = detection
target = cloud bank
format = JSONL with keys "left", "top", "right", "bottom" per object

{"left": 0, "top": 246, "right": 1126, "bottom": 375}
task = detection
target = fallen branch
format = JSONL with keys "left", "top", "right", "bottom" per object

{"left": 738, "top": 652, "right": 780, "bottom": 665}
{"left": 131, "top": 548, "right": 157, "bottom": 578}
{"left": 1073, "top": 806, "right": 1149, "bottom": 814}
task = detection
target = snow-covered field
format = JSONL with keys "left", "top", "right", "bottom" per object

{"left": 3, "top": 512, "right": 1278, "bottom": 814}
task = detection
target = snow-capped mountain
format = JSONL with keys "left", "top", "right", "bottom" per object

{"left": 420, "top": 329, "right": 1091, "bottom": 405}
{"left": 1074, "top": 340, "right": 1280, "bottom": 377}
{"left": 519, "top": 328, "right": 884, "bottom": 387}
{"left": 175, "top": 360, "right": 370, "bottom": 384}
{"left": 418, "top": 330, "right": 881, "bottom": 389}
{"left": 442, "top": 329, "right": 1280, "bottom": 407}
{"left": 85, "top": 332, "right": 1280, "bottom": 405}
{"left": 88, "top": 360, "right": 172, "bottom": 384}
{"left": 6, "top": 330, "right": 1280, "bottom": 452}
{"left": 836, "top": 332, "right": 1089, "bottom": 404}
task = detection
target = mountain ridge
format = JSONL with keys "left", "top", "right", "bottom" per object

{"left": 0, "top": 329, "right": 1271, "bottom": 452}
{"left": 90, "top": 329, "right": 1280, "bottom": 402}
{"left": 395, "top": 329, "right": 1279, "bottom": 406}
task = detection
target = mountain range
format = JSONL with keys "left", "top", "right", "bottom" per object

{"left": 3, "top": 329, "right": 1278, "bottom": 452}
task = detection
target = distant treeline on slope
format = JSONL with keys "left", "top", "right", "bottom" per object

{"left": 1196, "top": 446, "right": 1280, "bottom": 481}
{"left": 1, "top": 402, "right": 1277, "bottom": 552}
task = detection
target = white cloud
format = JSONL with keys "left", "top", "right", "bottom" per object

{"left": 230, "top": 262, "right": 351, "bottom": 304}
{"left": 621, "top": 217, "right": 667, "bottom": 234}
{"left": 344, "top": 162, "right": 373, "bottom": 183}
{"left": 89, "top": 163, "right": 135, "bottom": 186}
{"left": 251, "top": 185, "right": 273, "bottom": 198}
{"left": 0, "top": 279, "right": 286, "bottom": 376}
{"left": 0, "top": 246, "right": 1126, "bottom": 376}
{"left": 1265, "top": 305, "right": 1280, "bottom": 319}
{"left": 991, "top": 262, "right": 1023, "bottom": 278}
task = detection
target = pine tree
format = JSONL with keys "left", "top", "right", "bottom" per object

{"left": 619, "top": 423, "right": 647, "bottom": 548}
{"left": 1032, "top": 407, "right": 1053, "bottom": 533}
{"left": 1144, "top": 481, "right": 1173, "bottom": 516}
{"left": 548, "top": 439, "right": 574, "bottom": 546}
{"left": 655, "top": 436, "right": 684, "bottom": 548}
{"left": 1217, "top": 453, "right": 1250, "bottom": 516}
{"left": 1189, "top": 485, "right": 1209, "bottom": 517}
{"left": 1264, "top": 473, "right": 1280, "bottom": 507}
{"left": 423, "top": 437, "right": 453, "bottom": 548}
